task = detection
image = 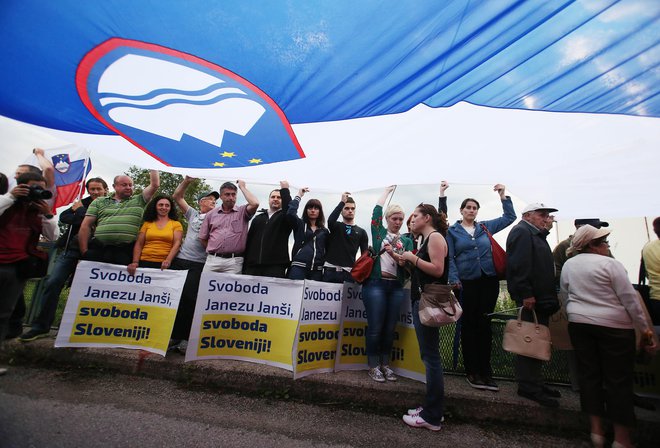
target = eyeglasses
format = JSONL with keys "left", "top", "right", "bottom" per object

{"left": 598, "top": 240, "right": 610, "bottom": 246}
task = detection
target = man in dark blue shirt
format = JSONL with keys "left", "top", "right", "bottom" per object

{"left": 322, "top": 193, "right": 369, "bottom": 283}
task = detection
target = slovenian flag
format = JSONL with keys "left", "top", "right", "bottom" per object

{"left": 46, "top": 145, "right": 92, "bottom": 210}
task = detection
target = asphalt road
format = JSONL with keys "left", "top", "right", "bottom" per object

{"left": 0, "top": 366, "right": 590, "bottom": 448}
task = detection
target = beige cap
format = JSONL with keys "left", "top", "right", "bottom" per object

{"left": 567, "top": 224, "right": 611, "bottom": 256}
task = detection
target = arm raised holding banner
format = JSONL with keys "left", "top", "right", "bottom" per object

{"left": 141, "top": 170, "right": 160, "bottom": 203}
{"left": 237, "top": 179, "right": 259, "bottom": 216}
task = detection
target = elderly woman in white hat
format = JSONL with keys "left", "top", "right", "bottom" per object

{"left": 560, "top": 225, "right": 656, "bottom": 448}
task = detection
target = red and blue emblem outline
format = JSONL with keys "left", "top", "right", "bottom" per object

{"left": 76, "top": 38, "right": 305, "bottom": 167}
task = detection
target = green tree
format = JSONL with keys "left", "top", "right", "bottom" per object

{"left": 124, "top": 166, "right": 212, "bottom": 207}
{"left": 124, "top": 167, "right": 213, "bottom": 231}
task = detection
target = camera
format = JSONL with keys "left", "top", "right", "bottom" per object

{"left": 17, "top": 184, "right": 53, "bottom": 202}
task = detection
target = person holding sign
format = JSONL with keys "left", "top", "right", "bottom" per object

{"left": 170, "top": 177, "right": 219, "bottom": 352}
{"left": 127, "top": 195, "right": 183, "bottom": 275}
{"left": 322, "top": 192, "right": 369, "bottom": 283}
{"left": 400, "top": 203, "right": 448, "bottom": 431}
{"left": 243, "top": 181, "right": 294, "bottom": 278}
{"left": 362, "top": 186, "right": 412, "bottom": 383}
{"left": 445, "top": 183, "right": 516, "bottom": 392}
{"left": 79, "top": 170, "right": 160, "bottom": 265}
{"left": 199, "top": 180, "right": 259, "bottom": 274}
{"left": 286, "top": 187, "right": 329, "bottom": 280}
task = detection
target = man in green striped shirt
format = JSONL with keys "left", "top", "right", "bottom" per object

{"left": 79, "top": 170, "right": 160, "bottom": 265}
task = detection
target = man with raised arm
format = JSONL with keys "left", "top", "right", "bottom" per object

{"left": 168, "top": 176, "right": 219, "bottom": 352}
{"left": 322, "top": 192, "right": 369, "bottom": 283}
{"left": 79, "top": 170, "right": 160, "bottom": 265}
{"left": 243, "top": 181, "right": 293, "bottom": 278}
{"left": 199, "top": 180, "right": 259, "bottom": 274}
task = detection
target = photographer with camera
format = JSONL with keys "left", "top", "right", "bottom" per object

{"left": 19, "top": 178, "right": 108, "bottom": 342}
{"left": 0, "top": 172, "right": 59, "bottom": 359}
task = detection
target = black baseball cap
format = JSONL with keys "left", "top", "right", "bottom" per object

{"left": 574, "top": 218, "right": 609, "bottom": 229}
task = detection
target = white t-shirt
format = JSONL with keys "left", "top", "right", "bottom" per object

{"left": 176, "top": 207, "right": 207, "bottom": 263}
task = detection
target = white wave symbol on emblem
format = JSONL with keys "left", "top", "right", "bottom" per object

{"left": 97, "top": 55, "right": 265, "bottom": 147}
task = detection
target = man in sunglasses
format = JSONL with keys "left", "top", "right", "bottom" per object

{"left": 322, "top": 193, "right": 369, "bottom": 283}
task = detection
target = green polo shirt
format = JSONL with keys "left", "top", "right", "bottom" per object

{"left": 86, "top": 194, "right": 147, "bottom": 245}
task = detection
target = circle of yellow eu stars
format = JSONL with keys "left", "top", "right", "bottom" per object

{"left": 212, "top": 151, "right": 262, "bottom": 167}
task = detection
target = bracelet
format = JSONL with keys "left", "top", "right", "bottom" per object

{"left": 131, "top": 261, "right": 139, "bottom": 265}
{"left": 415, "top": 256, "right": 420, "bottom": 267}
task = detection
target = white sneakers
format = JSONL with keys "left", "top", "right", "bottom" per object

{"left": 368, "top": 365, "right": 398, "bottom": 382}
{"left": 368, "top": 367, "right": 385, "bottom": 382}
{"left": 380, "top": 365, "right": 397, "bottom": 382}
{"left": 402, "top": 414, "right": 442, "bottom": 431}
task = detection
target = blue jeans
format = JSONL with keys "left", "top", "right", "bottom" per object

{"left": 412, "top": 300, "right": 445, "bottom": 426}
{"left": 287, "top": 265, "right": 322, "bottom": 281}
{"left": 322, "top": 267, "right": 354, "bottom": 284}
{"left": 361, "top": 278, "right": 404, "bottom": 368}
{"left": 31, "top": 249, "right": 80, "bottom": 332}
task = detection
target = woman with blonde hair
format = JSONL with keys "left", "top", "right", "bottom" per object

{"left": 361, "top": 186, "right": 412, "bottom": 383}
{"left": 561, "top": 225, "right": 656, "bottom": 448}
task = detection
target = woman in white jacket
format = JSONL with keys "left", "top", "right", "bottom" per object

{"left": 560, "top": 225, "right": 656, "bottom": 448}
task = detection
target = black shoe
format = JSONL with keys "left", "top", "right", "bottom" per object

{"left": 634, "top": 394, "right": 656, "bottom": 410}
{"left": 466, "top": 374, "right": 487, "bottom": 390}
{"left": 482, "top": 376, "right": 500, "bottom": 392}
{"left": 5, "top": 326, "right": 23, "bottom": 340}
{"left": 518, "top": 389, "right": 559, "bottom": 408}
{"left": 18, "top": 328, "right": 50, "bottom": 342}
{"left": 542, "top": 385, "right": 561, "bottom": 398}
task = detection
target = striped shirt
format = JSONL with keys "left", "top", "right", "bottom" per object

{"left": 86, "top": 194, "right": 147, "bottom": 245}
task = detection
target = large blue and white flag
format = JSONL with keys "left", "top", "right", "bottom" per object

{"left": 1, "top": 1, "right": 659, "bottom": 216}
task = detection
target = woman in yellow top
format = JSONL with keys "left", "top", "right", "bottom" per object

{"left": 127, "top": 195, "right": 183, "bottom": 275}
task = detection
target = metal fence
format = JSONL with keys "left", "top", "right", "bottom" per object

{"left": 437, "top": 316, "right": 572, "bottom": 384}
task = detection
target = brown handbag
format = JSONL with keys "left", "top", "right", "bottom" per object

{"left": 502, "top": 308, "right": 552, "bottom": 361}
{"left": 418, "top": 283, "right": 462, "bottom": 327}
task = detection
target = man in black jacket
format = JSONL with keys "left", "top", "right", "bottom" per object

{"left": 243, "top": 181, "right": 293, "bottom": 278}
{"left": 322, "top": 193, "right": 369, "bottom": 283}
{"left": 19, "top": 177, "right": 108, "bottom": 342}
{"left": 506, "top": 202, "right": 561, "bottom": 408}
